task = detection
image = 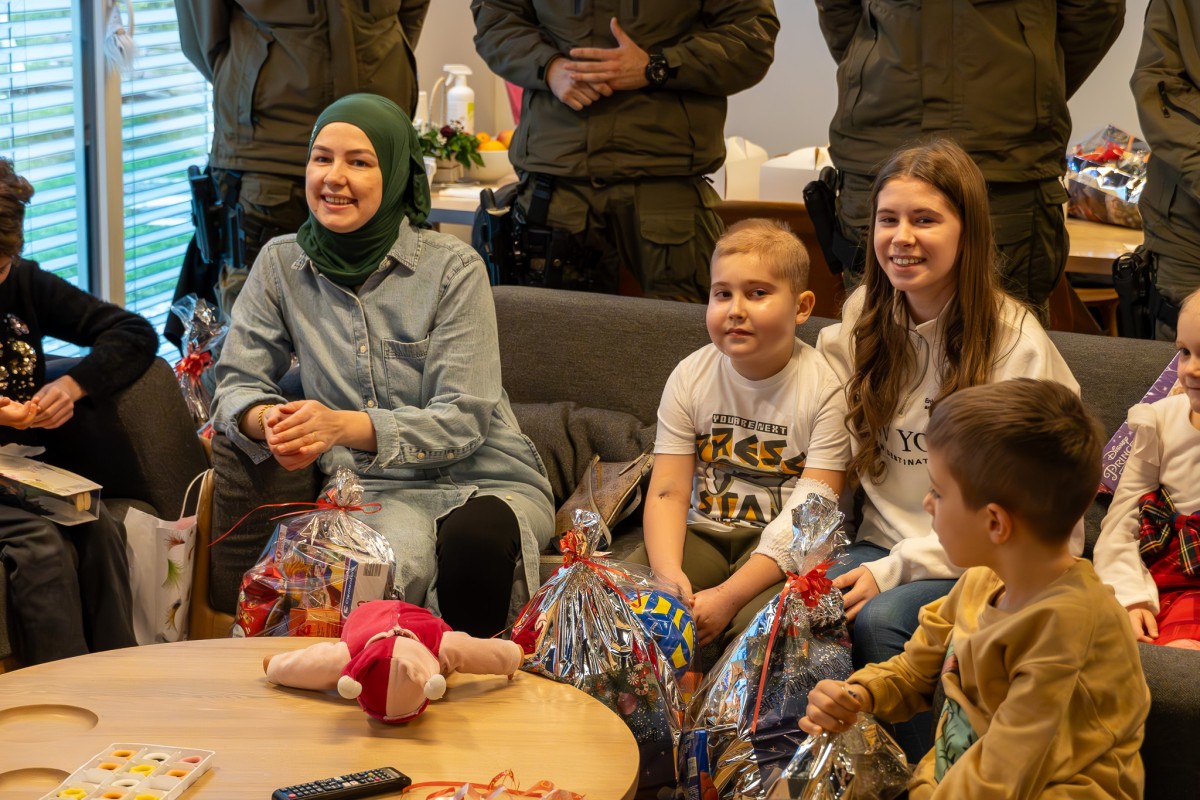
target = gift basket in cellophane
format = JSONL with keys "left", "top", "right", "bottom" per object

{"left": 764, "top": 715, "right": 909, "bottom": 800}
{"left": 511, "top": 509, "right": 696, "bottom": 795}
{"left": 681, "top": 494, "right": 853, "bottom": 800}
{"left": 1066, "top": 125, "right": 1151, "bottom": 229}
{"left": 232, "top": 467, "right": 396, "bottom": 638}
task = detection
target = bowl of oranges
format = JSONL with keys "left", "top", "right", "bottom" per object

{"left": 468, "top": 130, "right": 516, "bottom": 183}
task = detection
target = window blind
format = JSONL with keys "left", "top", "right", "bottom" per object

{"left": 0, "top": 1, "right": 85, "bottom": 288}
{"left": 121, "top": 0, "right": 213, "bottom": 357}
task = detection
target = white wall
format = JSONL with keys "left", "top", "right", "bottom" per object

{"left": 417, "top": 0, "right": 1148, "bottom": 154}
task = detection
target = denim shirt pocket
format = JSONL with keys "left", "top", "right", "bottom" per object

{"left": 381, "top": 336, "right": 429, "bottom": 407}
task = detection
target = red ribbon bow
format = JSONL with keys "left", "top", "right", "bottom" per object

{"left": 174, "top": 350, "right": 212, "bottom": 379}
{"left": 789, "top": 562, "right": 834, "bottom": 608}
{"left": 558, "top": 529, "right": 637, "bottom": 600}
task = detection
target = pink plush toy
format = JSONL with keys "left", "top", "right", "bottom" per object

{"left": 263, "top": 599, "right": 523, "bottom": 723}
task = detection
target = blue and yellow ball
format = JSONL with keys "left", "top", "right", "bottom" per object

{"left": 627, "top": 590, "right": 696, "bottom": 679}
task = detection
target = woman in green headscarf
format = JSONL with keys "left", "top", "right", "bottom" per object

{"left": 213, "top": 94, "right": 555, "bottom": 637}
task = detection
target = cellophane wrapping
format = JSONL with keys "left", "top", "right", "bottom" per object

{"left": 233, "top": 467, "right": 396, "bottom": 638}
{"left": 170, "top": 293, "right": 229, "bottom": 428}
{"left": 1065, "top": 125, "right": 1150, "bottom": 229}
{"left": 510, "top": 509, "right": 692, "bottom": 794}
{"left": 764, "top": 716, "right": 909, "bottom": 800}
{"left": 681, "top": 494, "right": 852, "bottom": 800}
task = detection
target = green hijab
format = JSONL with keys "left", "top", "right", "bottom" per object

{"left": 295, "top": 93, "right": 431, "bottom": 287}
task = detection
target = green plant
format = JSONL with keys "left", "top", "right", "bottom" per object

{"left": 418, "top": 123, "right": 484, "bottom": 169}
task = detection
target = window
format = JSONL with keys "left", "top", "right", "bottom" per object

{"left": 0, "top": 0, "right": 86, "bottom": 290}
{"left": 121, "top": 0, "right": 212, "bottom": 357}
{"left": 0, "top": 1, "right": 212, "bottom": 359}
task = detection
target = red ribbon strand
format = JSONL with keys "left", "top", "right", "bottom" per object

{"left": 750, "top": 559, "right": 835, "bottom": 733}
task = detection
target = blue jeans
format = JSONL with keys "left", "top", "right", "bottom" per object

{"left": 829, "top": 541, "right": 956, "bottom": 765}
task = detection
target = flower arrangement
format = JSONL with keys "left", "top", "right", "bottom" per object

{"left": 418, "top": 122, "right": 484, "bottom": 170}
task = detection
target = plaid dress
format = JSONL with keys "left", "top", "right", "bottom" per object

{"left": 1139, "top": 488, "right": 1200, "bottom": 643}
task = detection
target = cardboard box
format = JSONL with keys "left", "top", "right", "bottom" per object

{"left": 759, "top": 146, "right": 834, "bottom": 203}
{"left": 708, "top": 136, "right": 769, "bottom": 200}
{"left": 0, "top": 447, "right": 101, "bottom": 525}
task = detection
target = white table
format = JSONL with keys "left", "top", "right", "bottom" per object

{"left": 429, "top": 176, "right": 517, "bottom": 226}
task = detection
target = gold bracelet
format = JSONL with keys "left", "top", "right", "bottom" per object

{"left": 257, "top": 404, "right": 276, "bottom": 437}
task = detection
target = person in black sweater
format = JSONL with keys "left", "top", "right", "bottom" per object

{"left": 0, "top": 157, "right": 158, "bottom": 664}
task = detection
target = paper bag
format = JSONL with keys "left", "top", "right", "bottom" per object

{"left": 124, "top": 474, "right": 203, "bottom": 644}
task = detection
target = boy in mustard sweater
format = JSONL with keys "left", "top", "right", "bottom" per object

{"left": 800, "top": 378, "right": 1150, "bottom": 799}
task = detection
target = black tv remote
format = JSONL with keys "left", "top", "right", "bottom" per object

{"left": 271, "top": 767, "right": 412, "bottom": 800}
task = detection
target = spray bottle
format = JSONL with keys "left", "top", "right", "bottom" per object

{"left": 444, "top": 64, "right": 475, "bottom": 134}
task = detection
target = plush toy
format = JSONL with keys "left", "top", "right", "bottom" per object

{"left": 263, "top": 599, "right": 523, "bottom": 723}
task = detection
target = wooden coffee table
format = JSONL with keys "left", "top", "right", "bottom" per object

{"left": 0, "top": 638, "right": 638, "bottom": 799}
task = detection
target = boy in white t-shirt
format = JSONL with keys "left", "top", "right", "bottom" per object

{"left": 634, "top": 219, "right": 851, "bottom": 648}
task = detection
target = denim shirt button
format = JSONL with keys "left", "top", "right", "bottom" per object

{"left": 359, "top": 344, "right": 367, "bottom": 353}
{"left": 366, "top": 400, "right": 376, "bottom": 408}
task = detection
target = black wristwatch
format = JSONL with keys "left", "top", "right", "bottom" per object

{"left": 645, "top": 52, "right": 670, "bottom": 88}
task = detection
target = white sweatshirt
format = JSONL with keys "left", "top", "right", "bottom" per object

{"left": 1094, "top": 393, "right": 1200, "bottom": 613}
{"left": 816, "top": 288, "right": 1080, "bottom": 592}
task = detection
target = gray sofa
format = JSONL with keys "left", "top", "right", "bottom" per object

{"left": 0, "top": 357, "right": 210, "bottom": 668}
{"left": 193, "top": 285, "right": 1192, "bottom": 798}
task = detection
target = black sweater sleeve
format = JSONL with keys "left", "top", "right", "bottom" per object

{"left": 27, "top": 260, "right": 158, "bottom": 399}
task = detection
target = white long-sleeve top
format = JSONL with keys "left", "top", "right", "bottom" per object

{"left": 1094, "top": 393, "right": 1200, "bottom": 613}
{"left": 816, "top": 288, "right": 1080, "bottom": 592}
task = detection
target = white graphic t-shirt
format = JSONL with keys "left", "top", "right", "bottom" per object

{"left": 656, "top": 339, "right": 850, "bottom": 538}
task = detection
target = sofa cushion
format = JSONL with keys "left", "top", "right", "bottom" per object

{"left": 512, "top": 402, "right": 655, "bottom": 508}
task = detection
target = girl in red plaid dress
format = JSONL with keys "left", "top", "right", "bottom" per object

{"left": 1095, "top": 289, "right": 1200, "bottom": 648}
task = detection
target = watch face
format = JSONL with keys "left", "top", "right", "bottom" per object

{"left": 647, "top": 55, "right": 668, "bottom": 86}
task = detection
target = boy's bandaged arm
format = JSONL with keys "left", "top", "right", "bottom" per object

{"left": 755, "top": 476, "right": 839, "bottom": 571}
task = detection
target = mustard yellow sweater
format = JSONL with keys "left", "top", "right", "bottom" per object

{"left": 849, "top": 560, "right": 1149, "bottom": 799}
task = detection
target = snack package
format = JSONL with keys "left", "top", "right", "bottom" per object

{"left": 764, "top": 716, "right": 909, "bottom": 800}
{"left": 170, "top": 294, "right": 229, "bottom": 428}
{"left": 681, "top": 494, "right": 852, "bottom": 799}
{"left": 233, "top": 468, "right": 397, "bottom": 638}
{"left": 510, "top": 510, "right": 693, "bottom": 794}
{"left": 1066, "top": 125, "right": 1150, "bottom": 229}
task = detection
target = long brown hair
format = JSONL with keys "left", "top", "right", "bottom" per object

{"left": 846, "top": 137, "right": 1003, "bottom": 484}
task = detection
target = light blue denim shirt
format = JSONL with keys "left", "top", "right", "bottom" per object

{"left": 212, "top": 220, "right": 554, "bottom": 609}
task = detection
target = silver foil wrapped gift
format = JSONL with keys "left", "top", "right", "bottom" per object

{"left": 511, "top": 509, "right": 692, "bottom": 794}
{"left": 170, "top": 293, "right": 229, "bottom": 427}
{"left": 764, "top": 716, "right": 909, "bottom": 800}
{"left": 681, "top": 494, "right": 852, "bottom": 800}
{"left": 1066, "top": 125, "right": 1150, "bottom": 230}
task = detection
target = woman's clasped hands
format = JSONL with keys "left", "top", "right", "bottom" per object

{"left": 262, "top": 400, "right": 341, "bottom": 471}
{"left": 261, "top": 399, "right": 377, "bottom": 472}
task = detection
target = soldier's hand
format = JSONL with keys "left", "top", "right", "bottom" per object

{"left": 546, "top": 56, "right": 613, "bottom": 111}
{"left": 566, "top": 18, "right": 650, "bottom": 91}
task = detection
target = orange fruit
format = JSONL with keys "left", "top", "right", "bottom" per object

{"left": 479, "top": 139, "right": 507, "bottom": 151}
{"left": 496, "top": 129, "right": 515, "bottom": 148}
{"left": 475, "top": 132, "right": 491, "bottom": 144}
